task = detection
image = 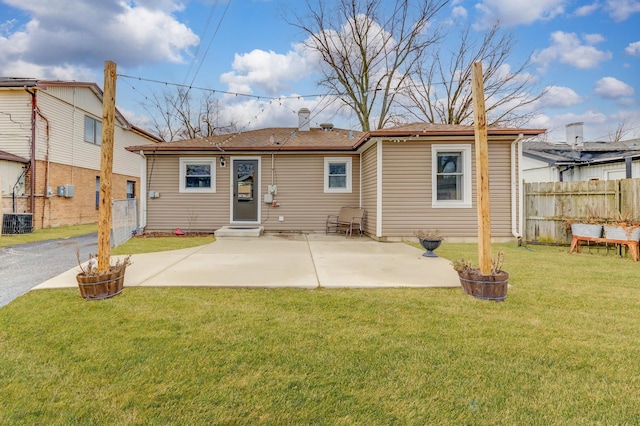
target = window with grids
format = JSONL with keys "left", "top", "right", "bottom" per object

{"left": 179, "top": 158, "right": 216, "bottom": 193}
{"left": 431, "top": 144, "right": 472, "bottom": 208}
{"left": 324, "top": 157, "right": 352, "bottom": 193}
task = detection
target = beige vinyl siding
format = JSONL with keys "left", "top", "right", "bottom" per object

{"left": 0, "top": 90, "right": 32, "bottom": 158}
{"left": 260, "top": 154, "right": 360, "bottom": 232}
{"left": 144, "top": 153, "right": 360, "bottom": 233}
{"left": 35, "top": 87, "right": 148, "bottom": 177}
{"left": 487, "top": 142, "right": 515, "bottom": 238}
{"left": 360, "top": 144, "right": 377, "bottom": 236}
{"left": 145, "top": 154, "right": 229, "bottom": 232}
{"left": 380, "top": 140, "right": 515, "bottom": 239}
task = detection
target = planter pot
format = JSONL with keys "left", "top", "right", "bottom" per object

{"left": 603, "top": 225, "right": 640, "bottom": 241}
{"left": 458, "top": 270, "right": 509, "bottom": 302}
{"left": 571, "top": 223, "right": 603, "bottom": 238}
{"left": 76, "top": 266, "right": 126, "bottom": 300}
{"left": 419, "top": 238, "right": 442, "bottom": 257}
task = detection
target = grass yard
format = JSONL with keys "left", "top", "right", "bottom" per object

{"left": 0, "top": 223, "right": 98, "bottom": 248}
{"left": 1, "top": 241, "right": 640, "bottom": 424}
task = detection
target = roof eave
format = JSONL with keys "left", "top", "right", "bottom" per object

{"left": 354, "top": 128, "right": 546, "bottom": 148}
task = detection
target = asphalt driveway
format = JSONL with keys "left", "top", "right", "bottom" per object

{"left": 34, "top": 233, "right": 460, "bottom": 291}
{"left": 0, "top": 233, "right": 97, "bottom": 307}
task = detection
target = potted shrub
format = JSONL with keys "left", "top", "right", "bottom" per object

{"left": 564, "top": 206, "right": 606, "bottom": 238}
{"left": 414, "top": 230, "right": 443, "bottom": 258}
{"left": 602, "top": 214, "right": 640, "bottom": 241}
{"left": 452, "top": 252, "right": 508, "bottom": 302}
{"left": 75, "top": 250, "right": 131, "bottom": 300}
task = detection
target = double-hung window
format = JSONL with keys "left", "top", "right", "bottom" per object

{"left": 324, "top": 157, "right": 352, "bottom": 193}
{"left": 431, "top": 144, "right": 472, "bottom": 208}
{"left": 84, "top": 116, "right": 102, "bottom": 145}
{"left": 179, "top": 158, "right": 216, "bottom": 193}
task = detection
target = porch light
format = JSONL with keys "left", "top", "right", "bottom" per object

{"left": 219, "top": 155, "right": 226, "bottom": 167}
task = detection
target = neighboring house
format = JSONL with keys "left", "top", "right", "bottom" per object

{"left": 523, "top": 122, "right": 640, "bottom": 182}
{"left": 126, "top": 109, "right": 544, "bottom": 241}
{"left": 0, "top": 78, "right": 160, "bottom": 230}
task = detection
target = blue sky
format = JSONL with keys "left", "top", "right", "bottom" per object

{"left": 1, "top": 0, "right": 638, "bottom": 141}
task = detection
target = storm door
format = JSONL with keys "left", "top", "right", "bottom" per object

{"left": 232, "top": 159, "right": 259, "bottom": 222}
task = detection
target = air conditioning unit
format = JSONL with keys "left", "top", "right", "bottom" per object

{"left": 2, "top": 213, "right": 34, "bottom": 235}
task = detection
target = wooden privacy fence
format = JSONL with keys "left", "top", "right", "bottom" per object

{"left": 524, "top": 178, "right": 640, "bottom": 244}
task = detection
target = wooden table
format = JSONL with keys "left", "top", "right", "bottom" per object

{"left": 569, "top": 235, "right": 639, "bottom": 262}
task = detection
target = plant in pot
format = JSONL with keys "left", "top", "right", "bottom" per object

{"left": 452, "top": 252, "right": 508, "bottom": 301}
{"left": 602, "top": 214, "right": 640, "bottom": 241}
{"left": 76, "top": 249, "right": 131, "bottom": 300}
{"left": 563, "top": 205, "right": 606, "bottom": 238}
{"left": 414, "top": 230, "right": 443, "bottom": 258}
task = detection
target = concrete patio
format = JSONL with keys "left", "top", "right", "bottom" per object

{"left": 33, "top": 233, "right": 460, "bottom": 290}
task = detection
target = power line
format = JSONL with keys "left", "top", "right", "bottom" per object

{"left": 117, "top": 73, "right": 333, "bottom": 101}
{"left": 186, "top": 0, "right": 232, "bottom": 89}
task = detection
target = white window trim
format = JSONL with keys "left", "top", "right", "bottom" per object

{"left": 179, "top": 157, "right": 216, "bottom": 193}
{"left": 431, "top": 144, "right": 472, "bottom": 208}
{"left": 324, "top": 157, "right": 352, "bottom": 193}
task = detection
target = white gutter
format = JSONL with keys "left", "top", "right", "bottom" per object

{"left": 139, "top": 151, "right": 147, "bottom": 230}
{"left": 376, "top": 139, "right": 383, "bottom": 238}
{"left": 511, "top": 134, "right": 524, "bottom": 239}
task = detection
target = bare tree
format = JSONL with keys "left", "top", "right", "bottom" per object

{"left": 608, "top": 116, "right": 638, "bottom": 142}
{"left": 143, "top": 87, "right": 237, "bottom": 142}
{"left": 399, "top": 24, "right": 544, "bottom": 127}
{"left": 289, "top": 0, "right": 448, "bottom": 131}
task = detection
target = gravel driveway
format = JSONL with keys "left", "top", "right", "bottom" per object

{"left": 0, "top": 233, "right": 97, "bottom": 307}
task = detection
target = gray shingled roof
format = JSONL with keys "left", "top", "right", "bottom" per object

{"left": 523, "top": 139, "right": 640, "bottom": 165}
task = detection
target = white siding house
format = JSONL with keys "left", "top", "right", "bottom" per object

{"left": 0, "top": 78, "right": 160, "bottom": 230}
{"left": 523, "top": 123, "right": 640, "bottom": 183}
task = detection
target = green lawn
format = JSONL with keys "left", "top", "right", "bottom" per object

{"left": 1, "top": 241, "right": 639, "bottom": 424}
{"left": 0, "top": 223, "right": 98, "bottom": 248}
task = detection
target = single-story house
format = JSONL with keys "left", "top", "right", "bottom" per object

{"left": 523, "top": 122, "right": 640, "bottom": 182}
{"left": 126, "top": 109, "right": 545, "bottom": 241}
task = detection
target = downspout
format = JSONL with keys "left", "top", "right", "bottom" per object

{"left": 139, "top": 151, "right": 147, "bottom": 230}
{"left": 511, "top": 134, "right": 524, "bottom": 239}
{"left": 25, "top": 87, "right": 36, "bottom": 216}
{"left": 36, "top": 107, "right": 50, "bottom": 228}
{"left": 376, "top": 139, "right": 383, "bottom": 238}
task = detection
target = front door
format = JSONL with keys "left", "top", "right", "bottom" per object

{"left": 233, "top": 159, "right": 259, "bottom": 222}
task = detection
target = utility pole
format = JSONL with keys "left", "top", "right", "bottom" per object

{"left": 98, "top": 60, "right": 116, "bottom": 273}
{"left": 471, "top": 61, "right": 492, "bottom": 275}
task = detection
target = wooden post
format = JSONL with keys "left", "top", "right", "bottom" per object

{"left": 98, "top": 61, "right": 117, "bottom": 273}
{"left": 471, "top": 61, "right": 492, "bottom": 275}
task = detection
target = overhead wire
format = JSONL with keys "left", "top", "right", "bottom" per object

{"left": 186, "top": 0, "right": 231, "bottom": 89}
{"left": 181, "top": 0, "right": 221, "bottom": 87}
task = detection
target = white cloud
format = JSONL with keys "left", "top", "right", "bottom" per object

{"left": 451, "top": 6, "right": 468, "bottom": 20}
{"left": 594, "top": 77, "right": 635, "bottom": 99}
{"left": 574, "top": 2, "right": 600, "bottom": 16}
{"left": 532, "top": 31, "right": 612, "bottom": 71}
{"left": 583, "top": 33, "right": 605, "bottom": 44}
{"left": 0, "top": 0, "right": 199, "bottom": 79}
{"left": 527, "top": 110, "right": 608, "bottom": 141}
{"left": 625, "top": 41, "right": 640, "bottom": 57}
{"left": 474, "top": 0, "right": 565, "bottom": 28}
{"left": 220, "top": 44, "right": 319, "bottom": 96}
{"left": 605, "top": 0, "right": 640, "bottom": 21}
{"left": 211, "top": 94, "right": 351, "bottom": 132}
{"left": 541, "top": 86, "right": 582, "bottom": 108}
